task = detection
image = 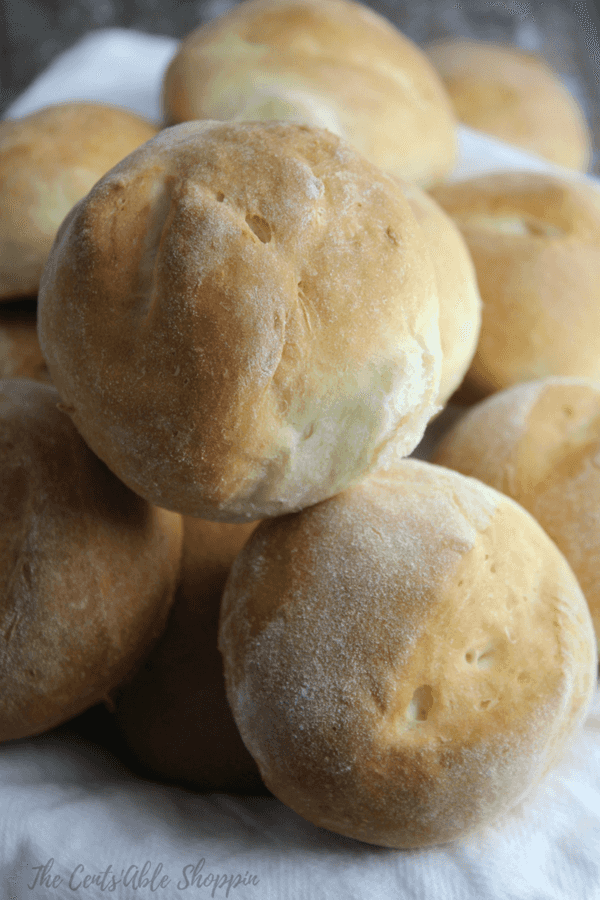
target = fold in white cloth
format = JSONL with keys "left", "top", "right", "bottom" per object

{"left": 1, "top": 28, "right": 600, "bottom": 900}
{"left": 2, "top": 691, "right": 599, "bottom": 900}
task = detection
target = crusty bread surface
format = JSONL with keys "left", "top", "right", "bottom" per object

{"left": 399, "top": 182, "right": 481, "bottom": 406}
{"left": 427, "top": 38, "right": 591, "bottom": 170}
{"left": 432, "top": 376, "right": 600, "bottom": 650}
{"left": 0, "top": 102, "right": 157, "bottom": 300}
{"left": 430, "top": 171, "right": 600, "bottom": 396}
{"left": 219, "top": 459, "right": 596, "bottom": 848}
{"left": 163, "top": 0, "right": 457, "bottom": 185}
{"left": 0, "top": 379, "right": 183, "bottom": 742}
{"left": 38, "top": 120, "right": 442, "bottom": 522}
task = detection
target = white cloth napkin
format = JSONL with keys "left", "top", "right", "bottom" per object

{"left": 2, "top": 28, "right": 600, "bottom": 900}
{"left": 4, "top": 29, "right": 178, "bottom": 124}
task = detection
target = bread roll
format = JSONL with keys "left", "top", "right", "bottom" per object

{"left": 430, "top": 171, "right": 600, "bottom": 397}
{"left": 398, "top": 182, "right": 481, "bottom": 406}
{"left": 432, "top": 377, "right": 600, "bottom": 649}
{"left": 427, "top": 39, "right": 591, "bottom": 171}
{"left": 0, "top": 379, "right": 183, "bottom": 742}
{"left": 38, "top": 120, "right": 442, "bottom": 522}
{"left": 219, "top": 459, "right": 596, "bottom": 848}
{"left": 115, "top": 517, "right": 264, "bottom": 792}
{"left": 0, "top": 102, "right": 158, "bottom": 300}
{"left": 163, "top": 0, "right": 457, "bottom": 186}
{"left": 0, "top": 301, "right": 50, "bottom": 383}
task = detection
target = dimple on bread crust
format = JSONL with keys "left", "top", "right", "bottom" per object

{"left": 38, "top": 120, "right": 441, "bottom": 522}
{"left": 219, "top": 459, "right": 596, "bottom": 848}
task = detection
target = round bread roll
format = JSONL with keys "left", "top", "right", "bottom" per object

{"left": 398, "top": 182, "right": 481, "bottom": 406}
{"left": 432, "top": 376, "right": 600, "bottom": 649}
{"left": 115, "top": 517, "right": 264, "bottom": 792}
{"left": 0, "top": 379, "right": 183, "bottom": 742}
{"left": 162, "top": 0, "right": 457, "bottom": 186}
{"left": 426, "top": 39, "right": 591, "bottom": 171}
{"left": 0, "top": 301, "right": 50, "bottom": 383}
{"left": 0, "top": 102, "right": 158, "bottom": 301}
{"left": 429, "top": 171, "right": 600, "bottom": 397}
{"left": 38, "top": 120, "right": 442, "bottom": 522}
{"left": 219, "top": 459, "right": 596, "bottom": 848}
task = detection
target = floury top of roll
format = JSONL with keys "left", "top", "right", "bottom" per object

{"left": 38, "top": 120, "right": 443, "bottom": 522}
{"left": 162, "top": 0, "right": 458, "bottom": 187}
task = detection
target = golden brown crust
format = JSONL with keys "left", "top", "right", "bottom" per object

{"left": 432, "top": 376, "right": 600, "bottom": 649}
{"left": 398, "top": 183, "right": 481, "bottom": 406}
{"left": 0, "top": 102, "right": 158, "bottom": 300}
{"left": 427, "top": 39, "right": 591, "bottom": 171}
{"left": 0, "top": 301, "right": 50, "bottom": 383}
{"left": 115, "top": 517, "right": 264, "bottom": 792}
{"left": 0, "top": 379, "right": 183, "bottom": 742}
{"left": 38, "top": 120, "right": 442, "bottom": 521}
{"left": 163, "top": 0, "right": 457, "bottom": 185}
{"left": 219, "top": 459, "right": 596, "bottom": 848}
{"left": 430, "top": 171, "right": 600, "bottom": 396}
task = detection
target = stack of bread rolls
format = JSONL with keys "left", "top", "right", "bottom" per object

{"left": 1, "top": 0, "right": 598, "bottom": 852}
{"left": 162, "top": 0, "right": 458, "bottom": 186}
{"left": 0, "top": 101, "right": 159, "bottom": 383}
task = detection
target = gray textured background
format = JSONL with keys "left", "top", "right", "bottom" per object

{"left": 2, "top": 0, "right": 600, "bottom": 168}
{"left": 1, "top": 2, "right": 598, "bottom": 104}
